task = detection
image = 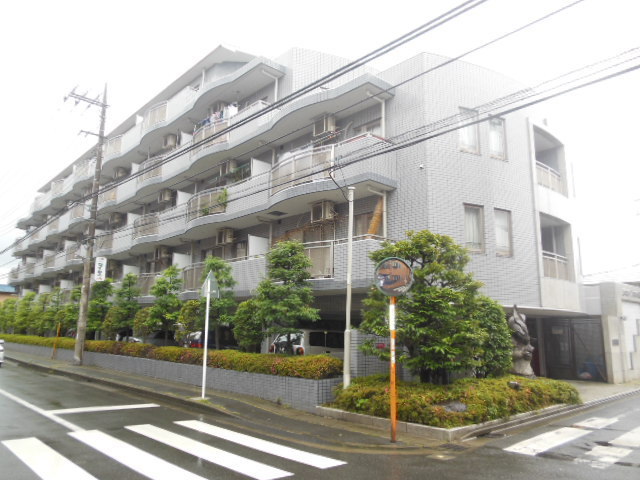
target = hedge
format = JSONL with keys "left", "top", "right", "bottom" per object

{"left": 0, "top": 334, "right": 342, "bottom": 380}
{"left": 331, "top": 374, "right": 582, "bottom": 428}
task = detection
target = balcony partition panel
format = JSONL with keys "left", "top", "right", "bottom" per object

{"left": 158, "top": 205, "right": 186, "bottom": 238}
{"left": 142, "top": 102, "right": 168, "bottom": 133}
{"left": 182, "top": 262, "right": 205, "bottom": 292}
{"left": 70, "top": 203, "right": 87, "bottom": 220}
{"left": 305, "top": 241, "right": 334, "bottom": 278}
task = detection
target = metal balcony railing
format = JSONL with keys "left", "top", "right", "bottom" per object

{"left": 182, "top": 263, "right": 205, "bottom": 291}
{"left": 536, "top": 162, "right": 567, "bottom": 195}
{"left": 186, "top": 188, "right": 227, "bottom": 222}
{"left": 270, "top": 145, "right": 334, "bottom": 195}
{"left": 142, "top": 102, "right": 168, "bottom": 132}
{"left": 137, "top": 156, "right": 164, "bottom": 183}
{"left": 191, "top": 119, "right": 229, "bottom": 157}
{"left": 542, "top": 251, "right": 573, "bottom": 281}
{"left": 133, "top": 214, "right": 159, "bottom": 239}
{"left": 105, "top": 136, "right": 122, "bottom": 158}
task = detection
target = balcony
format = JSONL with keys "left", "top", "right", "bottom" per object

{"left": 133, "top": 214, "right": 159, "bottom": 239}
{"left": 536, "top": 162, "right": 567, "bottom": 195}
{"left": 137, "top": 156, "right": 165, "bottom": 184}
{"left": 137, "top": 273, "right": 158, "bottom": 296}
{"left": 70, "top": 203, "right": 88, "bottom": 222}
{"left": 142, "top": 102, "right": 168, "bottom": 133}
{"left": 104, "top": 135, "right": 123, "bottom": 161}
{"left": 190, "top": 119, "right": 229, "bottom": 158}
{"left": 271, "top": 145, "right": 334, "bottom": 195}
{"left": 186, "top": 188, "right": 227, "bottom": 223}
{"left": 98, "top": 188, "right": 117, "bottom": 207}
{"left": 542, "top": 251, "right": 573, "bottom": 281}
{"left": 182, "top": 263, "right": 205, "bottom": 292}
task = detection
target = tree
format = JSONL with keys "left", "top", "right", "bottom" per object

{"left": 360, "top": 230, "right": 510, "bottom": 384}
{"left": 60, "top": 286, "right": 82, "bottom": 336}
{"left": 45, "top": 288, "right": 66, "bottom": 334}
{"left": 88, "top": 280, "right": 113, "bottom": 339}
{"left": 149, "top": 265, "right": 183, "bottom": 345}
{"left": 233, "top": 298, "right": 263, "bottom": 352}
{"left": 14, "top": 292, "right": 36, "bottom": 334}
{"left": 112, "top": 273, "right": 141, "bottom": 338}
{"left": 0, "top": 298, "right": 17, "bottom": 333}
{"left": 133, "top": 307, "right": 154, "bottom": 342}
{"left": 176, "top": 299, "right": 204, "bottom": 347}
{"left": 202, "top": 256, "right": 236, "bottom": 350}
{"left": 253, "top": 241, "right": 320, "bottom": 354}
{"left": 31, "top": 292, "right": 51, "bottom": 336}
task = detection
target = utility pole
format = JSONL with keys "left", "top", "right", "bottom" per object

{"left": 66, "top": 85, "right": 108, "bottom": 365}
{"left": 343, "top": 186, "right": 355, "bottom": 388}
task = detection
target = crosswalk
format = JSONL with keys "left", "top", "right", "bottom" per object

{"left": 503, "top": 416, "right": 640, "bottom": 469}
{"left": 2, "top": 419, "right": 347, "bottom": 480}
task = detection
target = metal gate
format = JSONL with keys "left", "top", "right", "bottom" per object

{"left": 543, "top": 318, "right": 607, "bottom": 382}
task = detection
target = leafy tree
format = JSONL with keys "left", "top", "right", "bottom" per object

{"left": 60, "top": 286, "right": 82, "bottom": 335}
{"left": 149, "top": 265, "right": 183, "bottom": 345}
{"left": 45, "top": 288, "right": 66, "bottom": 334}
{"left": 176, "top": 299, "right": 204, "bottom": 346}
{"left": 88, "top": 280, "right": 113, "bottom": 339}
{"left": 472, "top": 295, "right": 513, "bottom": 377}
{"left": 360, "top": 230, "right": 509, "bottom": 384}
{"left": 102, "top": 305, "right": 124, "bottom": 340}
{"left": 133, "top": 307, "right": 154, "bottom": 342}
{"left": 233, "top": 298, "right": 264, "bottom": 352}
{"left": 0, "top": 298, "right": 17, "bottom": 333}
{"left": 253, "top": 241, "right": 320, "bottom": 354}
{"left": 112, "top": 273, "right": 141, "bottom": 338}
{"left": 31, "top": 292, "right": 51, "bottom": 336}
{"left": 14, "top": 292, "right": 36, "bottom": 334}
{"left": 202, "top": 256, "right": 236, "bottom": 350}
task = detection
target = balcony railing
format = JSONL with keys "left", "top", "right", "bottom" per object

{"left": 305, "top": 241, "right": 334, "bottom": 278}
{"left": 44, "top": 254, "right": 56, "bottom": 269}
{"left": 186, "top": 188, "right": 227, "bottom": 222}
{"left": 51, "top": 179, "right": 65, "bottom": 197}
{"left": 70, "top": 203, "right": 87, "bottom": 220}
{"left": 105, "top": 136, "right": 122, "bottom": 158}
{"left": 47, "top": 218, "right": 59, "bottom": 233}
{"left": 98, "top": 188, "right": 117, "bottom": 205}
{"left": 137, "top": 156, "right": 165, "bottom": 183}
{"left": 536, "top": 162, "right": 567, "bottom": 195}
{"left": 133, "top": 214, "right": 159, "bottom": 239}
{"left": 142, "top": 102, "right": 167, "bottom": 132}
{"left": 97, "top": 232, "right": 113, "bottom": 250}
{"left": 65, "top": 245, "right": 81, "bottom": 263}
{"left": 74, "top": 158, "right": 95, "bottom": 180}
{"left": 191, "top": 120, "right": 229, "bottom": 157}
{"left": 542, "top": 251, "right": 573, "bottom": 281}
{"left": 270, "top": 145, "right": 334, "bottom": 195}
{"left": 182, "top": 263, "right": 205, "bottom": 291}
{"left": 138, "top": 273, "right": 158, "bottom": 296}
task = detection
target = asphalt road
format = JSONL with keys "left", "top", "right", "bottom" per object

{"left": 1, "top": 359, "right": 639, "bottom": 480}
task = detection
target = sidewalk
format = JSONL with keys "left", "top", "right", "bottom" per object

{"left": 5, "top": 349, "right": 640, "bottom": 444}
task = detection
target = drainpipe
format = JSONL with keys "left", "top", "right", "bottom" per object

{"left": 262, "top": 70, "right": 279, "bottom": 102}
{"left": 367, "top": 187, "right": 387, "bottom": 238}
{"left": 367, "top": 91, "right": 386, "bottom": 138}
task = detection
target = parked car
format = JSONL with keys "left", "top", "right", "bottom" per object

{"left": 183, "top": 328, "right": 238, "bottom": 350}
{"left": 268, "top": 329, "right": 344, "bottom": 358}
{"left": 0, "top": 339, "right": 4, "bottom": 367}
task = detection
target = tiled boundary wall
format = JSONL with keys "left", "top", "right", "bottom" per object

{"left": 6, "top": 343, "right": 341, "bottom": 411}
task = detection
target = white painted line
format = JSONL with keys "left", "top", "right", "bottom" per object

{"left": 504, "top": 427, "right": 591, "bottom": 456}
{"left": 2, "top": 437, "right": 98, "bottom": 480}
{"left": 0, "top": 388, "right": 83, "bottom": 432}
{"left": 176, "top": 420, "right": 346, "bottom": 469}
{"left": 48, "top": 403, "right": 159, "bottom": 415}
{"left": 573, "top": 417, "right": 619, "bottom": 429}
{"left": 610, "top": 426, "right": 640, "bottom": 448}
{"left": 584, "top": 445, "right": 632, "bottom": 469}
{"left": 126, "top": 424, "right": 293, "bottom": 480}
{"left": 70, "top": 430, "right": 206, "bottom": 480}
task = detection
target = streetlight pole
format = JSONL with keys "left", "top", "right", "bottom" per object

{"left": 69, "top": 84, "right": 108, "bottom": 365}
{"left": 343, "top": 186, "right": 355, "bottom": 388}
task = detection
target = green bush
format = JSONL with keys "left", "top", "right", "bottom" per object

{"left": 331, "top": 374, "right": 581, "bottom": 428}
{"left": 0, "top": 334, "right": 342, "bottom": 380}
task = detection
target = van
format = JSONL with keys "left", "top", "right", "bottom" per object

{"left": 183, "top": 328, "right": 238, "bottom": 350}
{"left": 268, "top": 329, "right": 344, "bottom": 358}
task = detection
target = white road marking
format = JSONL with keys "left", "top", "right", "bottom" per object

{"left": 573, "top": 417, "right": 619, "bottom": 429}
{"left": 126, "top": 424, "right": 293, "bottom": 480}
{"left": 0, "top": 388, "right": 83, "bottom": 432}
{"left": 504, "top": 427, "right": 591, "bottom": 456}
{"left": 48, "top": 403, "right": 159, "bottom": 415}
{"left": 70, "top": 429, "right": 206, "bottom": 480}
{"left": 2, "top": 437, "right": 98, "bottom": 480}
{"left": 176, "top": 420, "right": 346, "bottom": 469}
{"left": 579, "top": 445, "right": 632, "bottom": 469}
{"left": 610, "top": 425, "right": 640, "bottom": 448}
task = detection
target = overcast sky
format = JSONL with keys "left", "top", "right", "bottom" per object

{"left": 1, "top": 0, "right": 638, "bottom": 283}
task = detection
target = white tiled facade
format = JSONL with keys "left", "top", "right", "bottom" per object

{"left": 10, "top": 45, "right": 582, "bottom": 361}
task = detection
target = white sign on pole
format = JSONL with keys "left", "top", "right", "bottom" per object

{"left": 94, "top": 257, "right": 107, "bottom": 282}
{"left": 200, "top": 271, "right": 219, "bottom": 399}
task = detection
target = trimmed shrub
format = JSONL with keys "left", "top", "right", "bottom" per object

{"left": 331, "top": 374, "right": 581, "bottom": 428}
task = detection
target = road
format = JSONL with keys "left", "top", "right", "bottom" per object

{"left": 1, "top": 359, "right": 639, "bottom": 479}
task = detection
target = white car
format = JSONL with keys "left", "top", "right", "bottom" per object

{"left": 268, "top": 329, "right": 344, "bottom": 358}
{"left": 0, "top": 339, "right": 4, "bottom": 367}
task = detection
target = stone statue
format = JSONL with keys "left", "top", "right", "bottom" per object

{"left": 508, "top": 305, "right": 535, "bottom": 378}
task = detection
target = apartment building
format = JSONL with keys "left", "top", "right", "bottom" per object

{"left": 9, "top": 45, "right": 586, "bottom": 379}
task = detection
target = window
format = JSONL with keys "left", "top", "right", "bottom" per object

{"left": 494, "top": 209, "right": 512, "bottom": 256}
{"left": 464, "top": 204, "right": 484, "bottom": 252}
{"left": 489, "top": 117, "right": 506, "bottom": 159}
{"left": 354, "top": 120, "right": 381, "bottom": 136}
{"left": 354, "top": 212, "right": 382, "bottom": 237}
{"left": 459, "top": 108, "right": 479, "bottom": 153}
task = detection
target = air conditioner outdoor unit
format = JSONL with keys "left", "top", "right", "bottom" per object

{"left": 313, "top": 115, "right": 336, "bottom": 137}
{"left": 311, "top": 201, "right": 335, "bottom": 222}
{"left": 154, "top": 246, "right": 171, "bottom": 260}
{"left": 157, "top": 189, "right": 173, "bottom": 203}
{"left": 163, "top": 134, "right": 178, "bottom": 150}
{"left": 114, "top": 167, "right": 128, "bottom": 179}
{"left": 217, "top": 228, "right": 234, "bottom": 245}
{"left": 109, "top": 212, "right": 123, "bottom": 226}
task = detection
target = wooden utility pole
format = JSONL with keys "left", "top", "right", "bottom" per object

{"left": 67, "top": 85, "right": 108, "bottom": 365}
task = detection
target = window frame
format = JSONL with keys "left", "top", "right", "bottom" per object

{"left": 494, "top": 208, "right": 513, "bottom": 257}
{"left": 464, "top": 204, "right": 485, "bottom": 253}
{"left": 489, "top": 116, "right": 507, "bottom": 159}
{"left": 458, "top": 108, "right": 480, "bottom": 154}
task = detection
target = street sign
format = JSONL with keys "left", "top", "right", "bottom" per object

{"left": 94, "top": 257, "right": 107, "bottom": 282}
{"left": 201, "top": 271, "right": 219, "bottom": 299}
